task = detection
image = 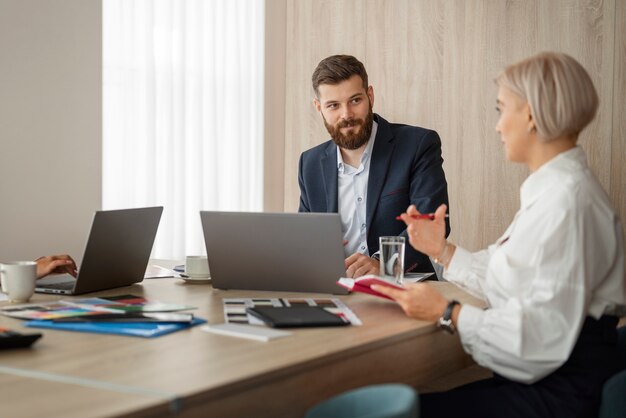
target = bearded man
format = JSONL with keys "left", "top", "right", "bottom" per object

{"left": 298, "top": 55, "right": 450, "bottom": 277}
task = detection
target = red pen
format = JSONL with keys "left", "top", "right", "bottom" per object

{"left": 395, "top": 214, "right": 449, "bottom": 220}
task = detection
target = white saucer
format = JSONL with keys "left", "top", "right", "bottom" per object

{"left": 180, "top": 275, "right": 211, "bottom": 284}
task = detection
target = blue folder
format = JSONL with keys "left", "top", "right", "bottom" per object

{"left": 25, "top": 318, "right": 206, "bottom": 338}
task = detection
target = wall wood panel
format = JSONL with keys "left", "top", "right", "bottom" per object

{"left": 279, "top": 0, "right": 625, "bottom": 251}
{"left": 264, "top": 0, "right": 287, "bottom": 211}
{"left": 613, "top": 0, "right": 626, "bottom": 223}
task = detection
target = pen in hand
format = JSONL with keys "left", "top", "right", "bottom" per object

{"left": 395, "top": 214, "right": 449, "bottom": 221}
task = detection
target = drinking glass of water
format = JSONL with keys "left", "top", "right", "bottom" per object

{"left": 379, "top": 236, "right": 405, "bottom": 285}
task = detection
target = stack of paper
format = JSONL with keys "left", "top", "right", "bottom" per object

{"left": 202, "top": 323, "right": 291, "bottom": 342}
{"left": 1, "top": 294, "right": 204, "bottom": 338}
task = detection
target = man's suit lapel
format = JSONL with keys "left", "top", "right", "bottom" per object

{"left": 320, "top": 142, "right": 338, "bottom": 212}
{"left": 366, "top": 115, "right": 394, "bottom": 229}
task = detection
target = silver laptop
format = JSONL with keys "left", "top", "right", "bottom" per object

{"left": 36, "top": 207, "right": 163, "bottom": 295}
{"left": 200, "top": 211, "right": 348, "bottom": 294}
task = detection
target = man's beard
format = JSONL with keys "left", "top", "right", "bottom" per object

{"left": 324, "top": 105, "right": 374, "bottom": 150}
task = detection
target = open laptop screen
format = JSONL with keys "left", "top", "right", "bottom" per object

{"left": 36, "top": 207, "right": 162, "bottom": 295}
{"left": 200, "top": 211, "right": 347, "bottom": 294}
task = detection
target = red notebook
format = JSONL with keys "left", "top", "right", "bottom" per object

{"left": 337, "top": 275, "right": 405, "bottom": 300}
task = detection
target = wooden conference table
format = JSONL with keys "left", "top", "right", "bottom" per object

{"left": 0, "top": 272, "right": 483, "bottom": 417}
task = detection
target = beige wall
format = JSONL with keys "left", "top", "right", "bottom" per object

{"left": 264, "top": 0, "right": 287, "bottom": 212}
{"left": 0, "top": 0, "right": 102, "bottom": 262}
{"left": 269, "top": 0, "right": 626, "bottom": 251}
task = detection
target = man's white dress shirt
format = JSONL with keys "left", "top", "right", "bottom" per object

{"left": 337, "top": 121, "right": 378, "bottom": 257}
{"left": 445, "top": 147, "right": 625, "bottom": 384}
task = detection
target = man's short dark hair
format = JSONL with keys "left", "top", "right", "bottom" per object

{"left": 312, "top": 55, "right": 368, "bottom": 97}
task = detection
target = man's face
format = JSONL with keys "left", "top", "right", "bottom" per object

{"left": 314, "top": 75, "right": 375, "bottom": 150}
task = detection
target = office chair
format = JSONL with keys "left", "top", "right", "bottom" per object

{"left": 598, "top": 325, "right": 626, "bottom": 418}
{"left": 304, "top": 384, "right": 418, "bottom": 418}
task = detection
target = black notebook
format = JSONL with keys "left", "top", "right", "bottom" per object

{"left": 246, "top": 306, "right": 349, "bottom": 328}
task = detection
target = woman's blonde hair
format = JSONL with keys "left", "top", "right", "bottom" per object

{"left": 496, "top": 52, "right": 599, "bottom": 141}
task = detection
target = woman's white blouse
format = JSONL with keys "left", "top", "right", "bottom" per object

{"left": 445, "top": 147, "right": 625, "bottom": 384}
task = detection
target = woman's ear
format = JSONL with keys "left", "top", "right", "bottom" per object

{"left": 525, "top": 103, "right": 536, "bottom": 133}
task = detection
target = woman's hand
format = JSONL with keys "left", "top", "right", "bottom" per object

{"left": 371, "top": 282, "right": 448, "bottom": 322}
{"left": 36, "top": 255, "right": 78, "bottom": 279}
{"left": 398, "top": 204, "right": 448, "bottom": 258}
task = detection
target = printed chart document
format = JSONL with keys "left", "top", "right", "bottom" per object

{"left": 222, "top": 297, "right": 362, "bottom": 326}
{"left": 337, "top": 275, "right": 406, "bottom": 300}
{"left": 2, "top": 294, "right": 204, "bottom": 338}
{"left": 403, "top": 272, "right": 435, "bottom": 282}
{"left": 0, "top": 295, "right": 194, "bottom": 320}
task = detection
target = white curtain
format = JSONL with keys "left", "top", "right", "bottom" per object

{"left": 103, "top": 0, "right": 265, "bottom": 259}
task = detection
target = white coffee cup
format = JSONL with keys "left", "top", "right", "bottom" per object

{"left": 185, "top": 256, "right": 210, "bottom": 278}
{"left": 0, "top": 261, "right": 37, "bottom": 303}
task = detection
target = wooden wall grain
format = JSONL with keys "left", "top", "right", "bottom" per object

{"left": 613, "top": 0, "right": 626, "bottom": 226}
{"left": 271, "top": 0, "right": 625, "bottom": 251}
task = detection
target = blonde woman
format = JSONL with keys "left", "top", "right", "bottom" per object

{"left": 374, "top": 52, "right": 624, "bottom": 417}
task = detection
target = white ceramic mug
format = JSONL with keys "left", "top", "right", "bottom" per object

{"left": 185, "top": 256, "right": 210, "bottom": 278}
{"left": 0, "top": 261, "right": 37, "bottom": 303}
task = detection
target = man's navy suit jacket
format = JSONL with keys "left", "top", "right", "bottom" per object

{"left": 298, "top": 114, "right": 450, "bottom": 273}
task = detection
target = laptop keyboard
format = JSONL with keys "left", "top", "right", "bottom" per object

{"left": 37, "top": 281, "right": 75, "bottom": 290}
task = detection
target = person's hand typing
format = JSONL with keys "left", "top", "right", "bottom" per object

{"left": 36, "top": 255, "right": 77, "bottom": 279}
